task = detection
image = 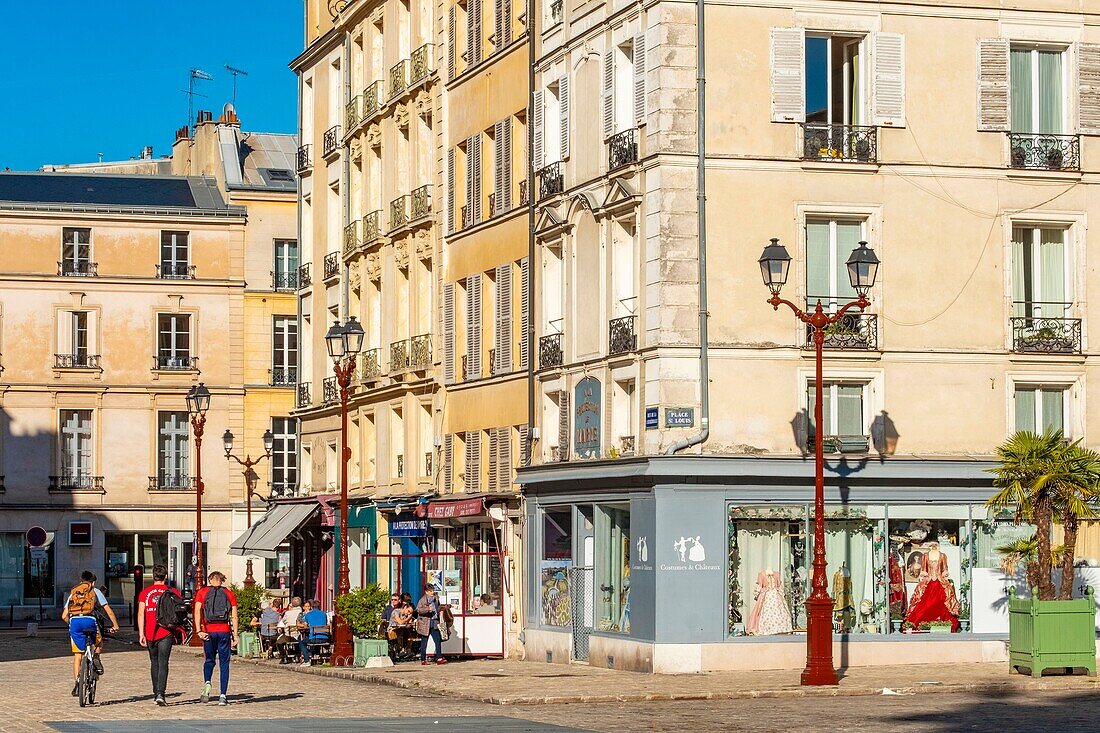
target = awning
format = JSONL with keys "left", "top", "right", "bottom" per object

{"left": 427, "top": 497, "right": 484, "bottom": 519}
{"left": 228, "top": 503, "right": 316, "bottom": 559}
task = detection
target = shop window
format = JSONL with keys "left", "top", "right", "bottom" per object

{"left": 595, "top": 504, "right": 630, "bottom": 633}
{"left": 728, "top": 506, "right": 806, "bottom": 636}
{"left": 823, "top": 516, "right": 878, "bottom": 634}
{"left": 540, "top": 507, "right": 573, "bottom": 627}
{"left": 888, "top": 518, "right": 966, "bottom": 633}
{"left": 265, "top": 547, "right": 292, "bottom": 590}
{"left": 0, "top": 533, "right": 25, "bottom": 605}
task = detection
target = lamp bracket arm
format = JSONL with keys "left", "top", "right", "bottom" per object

{"left": 829, "top": 296, "right": 870, "bottom": 323}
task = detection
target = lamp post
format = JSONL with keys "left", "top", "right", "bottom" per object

{"left": 758, "top": 238, "right": 880, "bottom": 686}
{"left": 325, "top": 316, "right": 364, "bottom": 665}
{"left": 185, "top": 382, "right": 211, "bottom": 626}
{"left": 223, "top": 428, "right": 274, "bottom": 587}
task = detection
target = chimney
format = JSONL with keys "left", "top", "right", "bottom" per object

{"left": 196, "top": 110, "right": 213, "bottom": 125}
{"left": 141, "top": 146, "right": 154, "bottom": 160}
{"left": 174, "top": 125, "right": 190, "bottom": 141}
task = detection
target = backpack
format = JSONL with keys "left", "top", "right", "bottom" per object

{"left": 67, "top": 581, "right": 97, "bottom": 617}
{"left": 154, "top": 588, "right": 188, "bottom": 632}
{"left": 202, "top": 586, "right": 231, "bottom": 624}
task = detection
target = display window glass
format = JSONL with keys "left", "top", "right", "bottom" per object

{"left": 728, "top": 506, "right": 807, "bottom": 636}
{"left": 888, "top": 518, "right": 967, "bottom": 633}
{"left": 596, "top": 504, "right": 630, "bottom": 633}
{"left": 540, "top": 507, "right": 573, "bottom": 627}
{"left": 823, "top": 515, "right": 880, "bottom": 634}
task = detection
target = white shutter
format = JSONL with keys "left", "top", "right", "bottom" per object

{"left": 467, "top": 272, "right": 482, "bottom": 378}
{"left": 443, "top": 281, "right": 456, "bottom": 383}
{"left": 770, "top": 27, "right": 805, "bottom": 123}
{"left": 443, "top": 433, "right": 454, "bottom": 492}
{"left": 465, "top": 430, "right": 481, "bottom": 492}
{"left": 633, "top": 33, "right": 647, "bottom": 124}
{"left": 488, "top": 427, "right": 500, "bottom": 492}
{"left": 558, "top": 76, "right": 570, "bottom": 159}
{"left": 557, "top": 390, "right": 569, "bottom": 459}
{"left": 468, "top": 0, "right": 482, "bottom": 66}
{"left": 448, "top": 5, "right": 457, "bottom": 80}
{"left": 532, "top": 89, "right": 545, "bottom": 169}
{"left": 495, "top": 263, "right": 512, "bottom": 372}
{"left": 977, "top": 38, "right": 1010, "bottom": 132}
{"left": 470, "top": 135, "right": 482, "bottom": 224}
{"left": 501, "top": 117, "right": 512, "bottom": 210}
{"left": 519, "top": 256, "right": 530, "bottom": 371}
{"left": 1078, "top": 43, "right": 1100, "bottom": 135}
{"left": 446, "top": 147, "right": 456, "bottom": 233}
{"left": 518, "top": 422, "right": 529, "bottom": 467}
{"left": 871, "top": 32, "right": 905, "bottom": 127}
{"left": 502, "top": 0, "right": 512, "bottom": 49}
{"left": 494, "top": 120, "right": 505, "bottom": 215}
{"left": 602, "top": 49, "right": 615, "bottom": 139}
{"left": 497, "top": 426, "right": 512, "bottom": 490}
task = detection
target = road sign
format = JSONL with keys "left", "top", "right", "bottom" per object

{"left": 26, "top": 526, "right": 47, "bottom": 547}
{"left": 665, "top": 407, "right": 695, "bottom": 428}
{"left": 29, "top": 547, "right": 47, "bottom": 562}
{"left": 645, "top": 407, "right": 659, "bottom": 430}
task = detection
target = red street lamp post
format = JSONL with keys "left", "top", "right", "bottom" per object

{"left": 758, "top": 238, "right": 880, "bottom": 686}
{"left": 186, "top": 382, "right": 212, "bottom": 647}
{"left": 324, "top": 316, "right": 365, "bottom": 665}
{"left": 223, "top": 428, "right": 274, "bottom": 587}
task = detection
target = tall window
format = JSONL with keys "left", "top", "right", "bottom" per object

{"left": 596, "top": 505, "right": 630, "bottom": 633}
{"left": 271, "top": 417, "right": 298, "bottom": 496}
{"left": 807, "top": 382, "right": 867, "bottom": 446}
{"left": 272, "top": 317, "right": 298, "bottom": 386}
{"left": 805, "top": 35, "right": 865, "bottom": 124}
{"left": 61, "top": 228, "right": 92, "bottom": 275}
{"left": 1012, "top": 226, "right": 1069, "bottom": 319}
{"left": 1015, "top": 386, "right": 1067, "bottom": 435}
{"left": 157, "top": 314, "right": 192, "bottom": 369}
{"left": 806, "top": 219, "right": 863, "bottom": 310}
{"left": 1010, "top": 47, "right": 1064, "bottom": 134}
{"left": 159, "top": 231, "right": 191, "bottom": 278}
{"left": 157, "top": 411, "right": 190, "bottom": 489}
{"left": 70, "top": 311, "right": 89, "bottom": 360}
{"left": 60, "top": 409, "right": 93, "bottom": 481}
{"left": 274, "top": 239, "right": 299, "bottom": 290}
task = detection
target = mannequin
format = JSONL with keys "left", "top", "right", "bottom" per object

{"left": 832, "top": 561, "right": 854, "bottom": 631}
{"left": 905, "top": 542, "right": 961, "bottom": 631}
{"left": 746, "top": 568, "right": 793, "bottom": 636}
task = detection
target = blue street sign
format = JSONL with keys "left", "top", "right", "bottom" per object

{"left": 645, "top": 407, "right": 659, "bottom": 430}
{"left": 390, "top": 519, "right": 428, "bottom": 537}
{"left": 665, "top": 407, "right": 695, "bottom": 428}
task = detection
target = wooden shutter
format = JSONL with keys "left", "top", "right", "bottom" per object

{"left": 466, "top": 272, "right": 482, "bottom": 378}
{"left": 494, "top": 120, "right": 505, "bottom": 215}
{"left": 557, "top": 390, "right": 569, "bottom": 459}
{"left": 602, "top": 49, "right": 615, "bottom": 139}
{"left": 443, "top": 433, "right": 454, "bottom": 492}
{"left": 488, "top": 427, "right": 500, "bottom": 492}
{"left": 502, "top": 0, "right": 512, "bottom": 49}
{"left": 633, "top": 33, "right": 647, "bottom": 124}
{"left": 446, "top": 147, "right": 456, "bottom": 233}
{"left": 1078, "top": 43, "right": 1100, "bottom": 135}
{"left": 494, "top": 0, "right": 503, "bottom": 51}
{"left": 465, "top": 430, "right": 481, "bottom": 492}
{"left": 442, "top": 281, "right": 456, "bottom": 383}
{"left": 518, "top": 423, "right": 529, "bottom": 467}
{"left": 500, "top": 117, "right": 512, "bottom": 210}
{"left": 558, "top": 76, "right": 570, "bottom": 159}
{"left": 872, "top": 33, "right": 905, "bottom": 127}
{"left": 977, "top": 39, "right": 1009, "bottom": 132}
{"left": 519, "top": 256, "right": 530, "bottom": 371}
{"left": 770, "top": 28, "right": 805, "bottom": 123}
{"left": 495, "top": 263, "right": 512, "bottom": 373}
{"left": 468, "top": 0, "right": 482, "bottom": 66}
{"left": 465, "top": 138, "right": 476, "bottom": 228}
{"left": 497, "top": 426, "right": 512, "bottom": 490}
{"left": 470, "top": 134, "right": 482, "bottom": 224}
{"left": 448, "top": 5, "right": 457, "bottom": 80}
{"left": 532, "top": 89, "right": 545, "bottom": 169}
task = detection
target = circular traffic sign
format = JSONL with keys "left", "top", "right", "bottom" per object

{"left": 26, "top": 526, "right": 47, "bottom": 547}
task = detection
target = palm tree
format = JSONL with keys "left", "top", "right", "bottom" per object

{"left": 1050, "top": 440, "right": 1100, "bottom": 598}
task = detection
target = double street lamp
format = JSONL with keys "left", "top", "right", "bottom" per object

{"left": 185, "top": 383, "right": 212, "bottom": 598}
{"left": 757, "top": 237, "right": 880, "bottom": 686}
{"left": 223, "top": 428, "right": 274, "bottom": 587}
{"left": 324, "top": 316, "right": 365, "bottom": 665}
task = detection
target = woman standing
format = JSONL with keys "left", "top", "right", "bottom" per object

{"left": 415, "top": 585, "right": 447, "bottom": 665}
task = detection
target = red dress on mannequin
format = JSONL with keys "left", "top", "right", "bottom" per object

{"left": 905, "top": 547, "right": 960, "bottom": 631}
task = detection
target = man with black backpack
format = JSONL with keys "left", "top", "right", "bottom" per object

{"left": 137, "top": 564, "right": 183, "bottom": 706}
{"left": 193, "top": 570, "right": 238, "bottom": 705}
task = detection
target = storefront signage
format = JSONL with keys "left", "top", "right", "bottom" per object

{"left": 665, "top": 407, "right": 695, "bottom": 428}
{"left": 574, "top": 376, "right": 601, "bottom": 458}
{"left": 645, "top": 407, "right": 659, "bottom": 430}
{"left": 661, "top": 534, "right": 721, "bottom": 572}
{"left": 428, "top": 497, "right": 484, "bottom": 519}
{"left": 390, "top": 519, "right": 429, "bottom": 537}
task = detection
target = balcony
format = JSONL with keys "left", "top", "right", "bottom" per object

{"left": 539, "top": 333, "right": 563, "bottom": 369}
{"left": 271, "top": 367, "right": 298, "bottom": 386}
{"left": 411, "top": 44, "right": 434, "bottom": 85}
{"left": 803, "top": 311, "right": 879, "bottom": 351}
{"left": 389, "top": 59, "right": 408, "bottom": 99}
{"left": 50, "top": 473, "right": 104, "bottom": 492}
{"left": 537, "top": 161, "right": 563, "bottom": 200}
{"left": 54, "top": 354, "right": 100, "bottom": 369}
{"left": 390, "top": 339, "right": 409, "bottom": 371}
{"left": 298, "top": 262, "right": 312, "bottom": 290}
{"left": 801, "top": 123, "right": 877, "bottom": 163}
{"left": 618, "top": 435, "right": 636, "bottom": 457}
{"left": 345, "top": 95, "right": 360, "bottom": 133}
{"left": 809, "top": 434, "right": 871, "bottom": 455}
{"left": 58, "top": 261, "right": 97, "bottom": 277}
{"left": 396, "top": 454, "right": 405, "bottom": 479}
{"left": 362, "top": 81, "right": 383, "bottom": 120}
{"left": 154, "top": 355, "right": 198, "bottom": 371}
{"left": 270, "top": 482, "right": 297, "bottom": 498}
{"left": 410, "top": 185, "right": 431, "bottom": 220}
{"left": 148, "top": 474, "right": 195, "bottom": 492}
{"left": 424, "top": 451, "right": 433, "bottom": 477}
{"left": 519, "top": 179, "right": 529, "bottom": 206}
{"left": 549, "top": 0, "right": 563, "bottom": 24}
{"left": 1011, "top": 313, "right": 1082, "bottom": 354}
{"left": 296, "top": 144, "right": 312, "bottom": 173}
{"left": 461, "top": 354, "right": 468, "bottom": 380}
{"left": 272, "top": 270, "right": 299, "bottom": 291}
{"left": 461, "top": 205, "right": 470, "bottom": 229}
{"left": 410, "top": 334, "right": 431, "bottom": 369}
{"left": 1009, "top": 133, "right": 1080, "bottom": 172}
{"left": 608, "top": 315, "right": 637, "bottom": 355}
{"left": 322, "top": 376, "right": 339, "bottom": 404}
{"left": 363, "top": 210, "right": 382, "bottom": 243}
{"left": 390, "top": 195, "right": 408, "bottom": 230}
{"left": 156, "top": 263, "right": 196, "bottom": 279}
{"left": 323, "top": 251, "right": 340, "bottom": 281}
{"left": 489, "top": 348, "right": 497, "bottom": 375}
{"left": 608, "top": 128, "right": 639, "bottom": 170}
{"left": 297, "top": 382, "right": 312, "bottom": 409}
{"left": 360, "top": 349, "right": 381, "bottom": 382}
{"left": 323, "top": 125, "right": 341, "bottom": 158}
{"left": 343, "top": 220, "right": 361, "bottom": 256}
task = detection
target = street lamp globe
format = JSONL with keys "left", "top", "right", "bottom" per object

{"left": 325, "top": 321, "right": 347, "bottom": 360}
{"left": 222, "top": 430, "right": 234, "bottom": 455}
{"left": 758, "top": 238, "right": 792, "bottom": 295}
{"left": 262, "top": 429, "right": 274, "bottom": 454}
{"left": 343, "top": 316, "right": 365, "bottom": 356}
{"left": 186, "top": 382, "right": 212, "bottom": 417}
{"left": 846, "top": 241, "right": 880, "bottom": 297}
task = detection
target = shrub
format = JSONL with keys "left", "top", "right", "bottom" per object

{"left": 229, "top": 583, "right": 268, "bottom": 628}
{"left": 333, "top": 585, "right": 390, "bottom": 638}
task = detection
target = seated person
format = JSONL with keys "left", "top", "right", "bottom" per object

{"left": 388, "top": 601, "right": 417, "bottom": 660}
{"left": 382, "top": 594, "right": 401, "bottom": 627}
{"left": 276, "top": 596, "right": 303, "bottom": 665}
{"left": 296, "top": 599, "right": 330, "bottom": 666}
{"left": 250, "top": 600, "right": 281, "bottom": 655}
{"left": 473, "top": 593, "right": 498, "bottom": 614}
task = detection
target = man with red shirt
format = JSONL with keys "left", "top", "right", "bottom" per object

{"left": 193, "top": 570, "right": 238, "bottom": 705}
{"left": 137, "top": 564, "right": 180, "bottom": 706}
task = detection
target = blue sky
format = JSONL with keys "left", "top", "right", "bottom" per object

{"left": 0, "top": 1, "right": 303, "bottom": 171}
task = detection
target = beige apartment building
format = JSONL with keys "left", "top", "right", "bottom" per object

{"left": 0, "top": 172, "right": 247, "bottom": 612}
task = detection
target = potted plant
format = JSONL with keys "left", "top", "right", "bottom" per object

{"left": 333, "top": 585, "right": 391, "bottom": 666}
{"left": 987, "top": 429, "right": 1100, "bottom": 677}
{"left": 229, "top": 583, "right": 268, "bottom": 658}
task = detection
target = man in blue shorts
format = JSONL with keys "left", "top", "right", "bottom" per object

{"left": 61, "top": 570, "right": 119, "bottom": 697}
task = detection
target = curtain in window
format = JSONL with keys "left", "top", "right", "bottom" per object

{"left": 1015, "top": 388, "right": 1036, "bottom": 433}
{"left": 1041, "top": 388, "right": 1064, "bottom": 433}
{"left": 806, "top": 222, "right": 831, "bottom": 305}
{"left": 1038, "top": 51, "right": 1063, "bottom": 134}
{"left": 836, "top": 385, "right": 863, "bottom": 435}
{"left": 1039, "top": 229, "right": 1065, "bottom": 318}
{"left": 835, "top": 222, "right": 860, "bottom": 301}
{"left": 806, "top": 384, "right": 833, "bottom": 438}
{"left": 823, "top": 521, "right": 872, "bottom": 630}
{"left": 735, "top": 521, "right": 793, "bottom": 632}
{"left": 1010, "top": 50, "right": 1033, "bottom": 133}
{"left": 1011, "top": 228, "right": 1027, "bottom": 317}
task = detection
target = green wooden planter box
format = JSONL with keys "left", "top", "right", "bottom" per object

{"left": 354, "top": 637, "right": 389, "bottom": 666}
{"left": 1008, "top": 587, "right": 1097, "bottom": 678}
{"left": 928, "top": 622, "right": 953, "bottom": 633}
{"left": 237, "top": 631, "right": 259, "bottom": 659}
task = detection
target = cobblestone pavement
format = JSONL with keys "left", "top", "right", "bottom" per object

{"left": 4, "top": 631, "right": 1099, "bottom": 732}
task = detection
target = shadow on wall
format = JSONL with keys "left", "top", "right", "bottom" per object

{"left": 789, "top": 409, "right": 901, "bottom": 461}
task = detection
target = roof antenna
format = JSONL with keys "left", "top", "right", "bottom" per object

{"left": 184, "top": 68, "right": 214, "bottom": 135}
{"left": 224, "top": 65, "right": 249, "bottom": 107}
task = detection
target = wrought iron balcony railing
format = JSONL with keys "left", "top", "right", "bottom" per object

{"left": 50, "top": 473, "right": 103, "bottom": 492}
{"left": 390, "top": 195, "right": 408, "bottom": 230}
{"left": 322, "top": 376, "right": 339, "bottom": 404}
{"left": 363, "top": 210, "right": 382, "bottom": 242}
{"left": 390, "top": 339, "right": 409, "bottom": 371}
{"left": 461, "top": 353, "right": 468, "bottom": 380}
{"left": 410, "top": 185, "right": 431, "bottom": 220}
{"left": 362, "top": 81, "right": 383, "bottom": 119}
{"left": 156, "top": 263, "right": 196, "bottom": 279}
{"left": 608, "top": 128, "right": 639, "bottom": 170}
{"left": 148, "top": 474, "right": 195, "bottom": 491}
{"left": 154, "top": 355, "right": 198, "bottom": 371}
{"left": 360, "top": 348, "right": 381, "bottom": 381}
{"left": 396, "top": 454, "right": 404, "bottom": 479}
{"left": 55, "top": 354, "right": 100, "bottom": 369}
{"left": 297, "top": 382, "right": 312, "bottom": 408}
{"left": 809, "top": 434, "right": 871, "bottom": 455}
{"left": 802, "top": 309, "right": 879, "bottom": 350}
{"left": 488, "top": 192, "right": 496, "bottom": 217}
{"left": 537, "top": 161, "right": 563, "bottom": 200}
{"left": 619, "top": 435, "right": 636, "bottom": 457}
{"left": 390, "top": 60, "right": 409, "bottom": 98}
{"left": 272, "top": 270, "right": 299, "bottom": 291}
{"left": 270, "top": 482, "right": 297, "bottom": 498}
{"left": 460, "top": 204, "right": 470, "bottom": 229}
{"left": 424, "top": 451, "right": 433, "bottom": 477}
{"left": 410, "top": 334, "right": 431, "bottom": 369}
{"left": 519, "top": 179, "right": 529, "bottom": 205}
{"left": 1009, "top": 133, "right": 1080, "bottom": 172}
{"left": 298, "top": 262, "right": 312, "bottom": 290}
{"left": 539, "top": 333, "right": 563, "bottom": 369}
{"left": 323, "top": 125, "right": 341, "bottom": 157}
{"left": 1011, "top": 314, "right": 1082, "bottom": 354}
{"left": 608, "top": 315, "right": 637, "bottom": 355}
{"left": 296, "top": 144, "right": 312, "bottom": 173}
{"left": 411, "top": 44, "right": 433, "bottom": 84}
{"left": 58, "top": 261, "right": 98, "bottom": 277}
{"left": 801, "top": 123, "right": 877, "bottom": 163}
{"left": 550, "top": 0, "right": 563, "bottom": 24}
{"left": 343, "top": 220, "right": 361, "bottom": 255}
{"left": 323, "top": 251, "right": 340, "bottom": 280}
{"left": 345, "top": 95, "right": 361, "bottom": 133}
{"left": 271, "top": 367, "right": 298, "bottom": 386}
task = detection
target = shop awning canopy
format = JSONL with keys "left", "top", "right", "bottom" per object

{"left": 228, "top": 503, "right": 316, "bottom": 559}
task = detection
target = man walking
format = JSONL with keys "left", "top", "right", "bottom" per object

{"left": 193, "top": 571, "right": 238, "bottom": 705}
{"left": 137, "top": 564, "right": 180, "bottom": 706}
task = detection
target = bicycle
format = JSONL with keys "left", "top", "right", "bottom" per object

{"left": 76, "top": 628, "right": 99, "bottom": 707}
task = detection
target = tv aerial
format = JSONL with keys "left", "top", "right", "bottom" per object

{"left": 183, "top": 68, "right": 214, "bottom": 134}
{"left": 225, "top": 65, "right": 250, "bottom": 106}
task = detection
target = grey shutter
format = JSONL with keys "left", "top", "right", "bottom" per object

{"left": 446, "top": 147, "right": 456, "bottom": 233}
{"left": 488, "top": 427, "right": 500, "bottom": 492}
{"left": 494, "top": 120, "right": 505, "bottom": 215}
{"left": 497, "top": 426, "right": 512, "bottom": 489}
{"left": 557, "top": 390, "right": 569, "bottom": 460}
{"left": 465, "top": 138, "right": 475, "bottom": 228}
{"left": 494, "top": 0, "right": 503, "bottom": 51}
{"left": 470, "top": 135, "right": 482, "bottom": 224}
{"left": 532, "top": 89, "right": 545, "bottom": 169}
{"left": 558, "top": 76, "right": 570, "bottom": 159}
{"left": 1078, "top": 43, "right": 1100, "bottom": 135}
{"left": 443, "top": 281, "right": 456, "bottom": 383}
{"left": 872, "top": 32, "right": 905, "bottom": 127}
{"left": 448, "top": 6, "right": 457, "bottom": 80}
{"left": 502, "top": 0, "right": 512, "bottom": 48}
{"left": 519, "top": 256, "right": 530, "bottom": 370}
{"left": 602, "top": 49, "right": 615, "bottom": 138}
{"left": 467, "top": 272, "right": 482, "bottom": 378}
{"left": 495, "top": 263, "right": 512, "bottom": 373}
{"left": 443, "top": 433, "right": 454, "bottom": 492}
{"left": 633, "top": 33, "right": 646, "bottom": 124}
{"left": 465, "top": 430, "right": 481, "bottom": 492}
{"left": 518, "top": 423, "right": 529, "bottom": 467}
{"left": 770, "top": 28, "right": 805, "bottom": 123}
{"left": 501, "top": 117, "right": 512, "bottom": 210}
{"left": 977, "top": 38, "right": 1009, "bottom": 132}
{"left": 468, "top": 0, "right": 482, "bottom": 66}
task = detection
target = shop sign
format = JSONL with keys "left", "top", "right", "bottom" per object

{"left": 428, "top": 497, "right": 484, "bottom": 519}
{"left": 665, "top": 407, "right": 695, "bottom": 428}
{"left": 390, "top": 519, "right": 429, "bottom": 537}
{"left": 661, "top": 533, "right": 721, "bottom": 572}
{"left": 574, "top": 376, "right": 601, "bottom": 458}
{"left": 645, "top": 407, "right": 659, "bottom": 430}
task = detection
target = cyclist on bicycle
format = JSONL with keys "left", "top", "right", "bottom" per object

{"left": 61, "top": 571, "right": 119, "bottom": 697}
